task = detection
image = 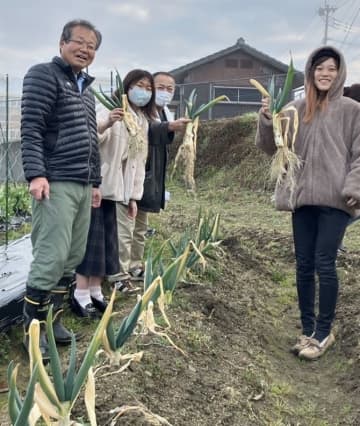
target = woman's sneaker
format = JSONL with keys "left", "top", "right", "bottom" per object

{"left": 291, "top": 333, "right": 314, "bottom": 355}
{"left": 129, "top": 267, "right": 145, "bottom": 282}
{"left": 298, "top": 333, "right": 335, "bottom": 360}
{"left": 114, "top": 279, "right": 140, "bottom": 294}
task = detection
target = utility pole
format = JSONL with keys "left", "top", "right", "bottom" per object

{"left": 318, "top": 1, "right": 337, "bottom": 44}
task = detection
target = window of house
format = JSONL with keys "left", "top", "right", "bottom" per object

{"left": 173, "top": 85, "right": 180, "bottom": 101}
{"left": 238, "top": 88, "right": 261, "bottom": 102}
{"left": 225, "top": 59, "right": 238, "bottom": 68}
{"left": 240, "top": 59, "right": 253, "bottom": 69}
{"left": 214, "top": 87, "right": 239, "bottom": 102}
{"left": 214, "top": 86, "right": 261, "bottom": 104}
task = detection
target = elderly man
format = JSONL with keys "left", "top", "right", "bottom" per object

{"left": 21, "top": 19, "right": 102, "bottom": 360}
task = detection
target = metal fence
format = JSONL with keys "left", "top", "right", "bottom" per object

{"left": 0, "top": 73, "right": 114, "bottom": 246}
{"left": 0, "top": 71, "right": 271, "bottom": 184}
{"left": 0, "top": 73, "right": 114, "bottom": 184}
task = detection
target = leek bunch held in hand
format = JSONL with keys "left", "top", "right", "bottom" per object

{"left": 171, "top": 89, "right": 229, "bottom": 191}
{"left": 91, "top": 70, "right": 146, "bottom": 157}
{"left": 250, "top": 57, "right": 301, "bottom": 201}
{"left": 91, "top": 69, "right": 124, "bottom": 110}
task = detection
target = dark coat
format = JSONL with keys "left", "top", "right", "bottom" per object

{"left": 21, "top": 56, "right": 101, "bottom": 186}
{"left": 138, "top": 113, "right": 174, "bottom": 213}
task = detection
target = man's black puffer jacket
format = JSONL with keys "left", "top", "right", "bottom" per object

{"left": 21, "top": 56, "right": 101, "bottom": 186}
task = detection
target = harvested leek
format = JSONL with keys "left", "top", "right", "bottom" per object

{"left": 91, "top": 69, "right": 146, "bottom": 158}
{"left": 171, "top": 90, "right": 229, "bottom": 191}
{"left": 250, "top": 57, "right": 301, "bottom": 204}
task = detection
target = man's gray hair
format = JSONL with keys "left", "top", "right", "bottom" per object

{"left": 60, "top": 19, "right": 102, "bottom": 50}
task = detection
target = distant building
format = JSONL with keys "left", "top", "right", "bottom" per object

{"left": 293, "top": 85, "right": 305, "bottom": 100}
{"left": 170, "top": 37, "right": 304, "bottom": 119}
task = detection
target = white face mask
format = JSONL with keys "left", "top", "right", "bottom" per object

{"left": 128, "top": 86, "right": 152, "bottom": 107}
{"left": 155, "top": 89, "right": 174, "bottom": 107}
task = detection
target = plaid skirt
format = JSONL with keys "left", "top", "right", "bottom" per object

{"left": 76, "top": 199, "right": 119, "bottom": 276}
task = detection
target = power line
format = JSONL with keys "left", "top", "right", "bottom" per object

{"left": 295, "top": 12, "right": 322, "bottom": 42}
{"left": 340, "top": 6, "right": 360, "bottom": 48}
{"left": 318, "top": 1, "right": 337, "bottom": 44}
{"left": 328, "top": 36, "right": 360, "bottom": 46}
{"left": 336, "top": 0, "right": 356, "bottom": 8}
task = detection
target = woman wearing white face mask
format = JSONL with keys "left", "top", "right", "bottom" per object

{"left": 128, "top": 72, "right": 190, "bottom": 282}
{"left": 71, "top": 70, "right": 157, "bottom": 316}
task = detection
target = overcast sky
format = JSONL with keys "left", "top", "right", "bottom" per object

{"left": 1, "top": 0, "right": 360, "bottom": 93}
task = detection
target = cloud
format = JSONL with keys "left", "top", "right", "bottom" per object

{"left": 1, "top": 0, "right": 360, "bottom": 87}
{"left": 106, "top": 3, "right": 150, "bottom": 21}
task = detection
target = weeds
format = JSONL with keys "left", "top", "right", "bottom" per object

{"left": 0, "top": 184, "right": 31, "bottom": 221}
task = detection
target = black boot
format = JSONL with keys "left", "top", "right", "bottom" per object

{"left": 50, "top": 277, "right": 74, "bottom": 345}
{"left": 23, "top": 287, "right": 50, "bottom": 362}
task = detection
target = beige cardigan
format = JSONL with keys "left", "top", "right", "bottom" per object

{"left": 97, "top": 105, "right": 148, "bottom": 204}
{"left": 256, "top": 46, "right": 360, "bottom": 217}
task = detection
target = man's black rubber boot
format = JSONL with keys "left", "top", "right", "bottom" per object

{"left": 50, "top": 284, "right": 73, "bottom": 345}
{"left": 23, "top": 287, "right": 50, "bottom": 363}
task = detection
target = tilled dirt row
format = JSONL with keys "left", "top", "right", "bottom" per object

{"left": 68, "top": 229, "right": 360, "bottom": 425}
{"left": 1, "top": 228, "right": 359, "bottom": 425}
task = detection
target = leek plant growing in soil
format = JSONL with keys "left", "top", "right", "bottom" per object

{"left": 136, "top": 211, "right": 221, "bottom": 354}
{"left": 168, "top": 211, "right": 221, "bottom": 270}
{"left": 100, "top": 278, "right": 161, "bottom": 366}
{"left": 7, "top": 361, "right": 39, "bottom": 426}
{"left": 132, "top": 244, "right": 191, "bottom": 355}
{"left": 23, "top": 291, "right": 116, "bottom": 426}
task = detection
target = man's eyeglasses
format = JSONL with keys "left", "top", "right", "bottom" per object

{"left": 68, "top": 39, "right": 96, "bottom": 52}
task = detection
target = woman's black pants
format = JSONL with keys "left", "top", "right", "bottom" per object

{"left": 292, "top": 206, "right": 349, "bottom": 341}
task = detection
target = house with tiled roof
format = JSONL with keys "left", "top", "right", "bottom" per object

{"left": 170, "top": 37, "right": 304, "bottom": 119}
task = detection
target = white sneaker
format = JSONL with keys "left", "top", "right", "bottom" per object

{"left": 291, "top": 333, "right": 314, "bottom": 355}
{"left": 298, "top": 333, "right": 335, "bottom": 360}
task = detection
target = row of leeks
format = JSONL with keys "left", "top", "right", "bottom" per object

{"left": 168, "top": 209, "right": 221, "bottom": 271}
{"left": 91, "top": 70, "right": 146, "bottom": 158}
{"left": 171, "top": 90, "right": 229, "bottom": 192}
{"left": 9, "top": 292, "right": 117, "bottom": 426}
{"left": 7, "top": 285, "right": 160, "bottom": 426}
{"left": 99, "top": 211, "right": 221, "bottom": 362}
{"left": 136, "top": 244, "right": 192, "bottom": 356}
{"left": 249, "top": 57, "right": 301, "bottom": 206}
{"left": 6, "top": 211, "right": 221, "bottom": 425}
{"left": 137, "top": 211, "right": 221, "bottom": 354}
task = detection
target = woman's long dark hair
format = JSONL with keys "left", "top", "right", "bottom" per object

{"left": 113, "top": 69, "right": 156, "bottom": 119}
